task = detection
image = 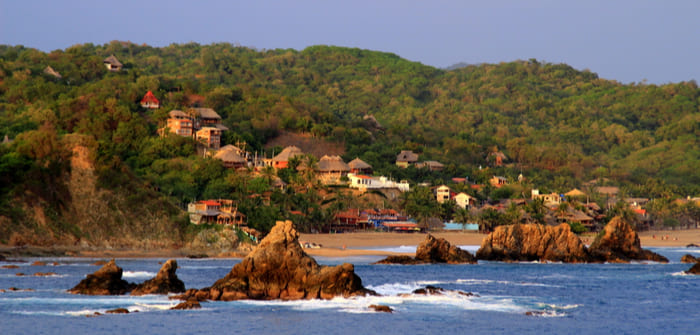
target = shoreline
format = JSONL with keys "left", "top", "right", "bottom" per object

{"left": 1, "top": 229, "right": 699, "bottom": 259}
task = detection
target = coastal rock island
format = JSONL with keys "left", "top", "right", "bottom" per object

{"left": 588, "top": 217, "right": 668, "bottom": 263}
{"left": 375, "top": 234, "right": 477, "bottom": 264}
{"left": 177, "top": 220, "right": 375, "bottom": 301}
{"left": 476, "top": 223, "right": 590, "bottom": 263}
{"left": 68, "top": 259, "right": 134, "bottom": 295}
{"left": 131, "top": 259, "right": 186, "bottom": 296}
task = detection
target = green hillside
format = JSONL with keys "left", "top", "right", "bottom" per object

{"left": 1, "top": 41, "right": 699, "bottom": 243}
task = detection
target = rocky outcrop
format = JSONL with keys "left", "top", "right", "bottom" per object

{"left": 680, "top": 254, "right": 697, "bottom": 263}
{"left": 588, "top": 217, "right": 668, "bottom": 263}
{"left": 68, "top": 259, "right": 135, "bottom": 295}
{"left": 685, "top": 262, "right": 700, "bottom": 275}
{"left": 131, "top": 259, "right": 186, "bottom": 296}
{"left": 476, "top": 223, "right": 590, "bottom": 263}
{"left": 369, "top": 304, "right": 393, "bottom": 313}
{"left": 171, "top": 299, "right": 202, "bottom": 310}
{"left": 176, "top": 220, "right": 374, "bottom": 301}
{"left": 374, "top": 235, "right": 477, "bottom": 265}
{"left": 415, "top": 234, "right": 478, "bottom": 264}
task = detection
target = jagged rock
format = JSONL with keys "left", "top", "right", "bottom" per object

{"left": 476, "top": 223, "right": 590, "bottom": 263}
{"left": 68, "top": 259, "right": 135, "bottom": 295}
{"left": 680, "top": 254, "right": 697, "bottom": 263}
{"left": 105, "top": 308, "right": 129, "bottom": 314}
{"left": 31, "top": 261, "right": 46, "bottom": 266}
{"left": 1, "top": 265, "right": 19, "bottom": 269}
{"left": 131, "top": 259, "right": 185, "bottom": 296}
{"left": 176, "top": 220, "right": 375, "bottom": 301}
{"left": 373, "top": 255, "right": 423, "bottom": 265}
{"left": 412, "top": 285, "right": 445, "bottom": 295}
{"left": 415, "top": 234, "right": 478, "bottom": 264}
{"left": 171, "top": 299, "right": 202, "bottom": 310}
{"left": 685, "top": 262, "right": 700, "bottom": 275}
{"left": 687, "top": 243, "right": 699, "bottom": 248}
{"left": 588, "top": 217, "right": 668, "bottom": 263}
{"left": 369, "top": 304, "right": 393, "bottom": 313}
{"left": 374, "top": 235, "right": 477, "bottom": 265}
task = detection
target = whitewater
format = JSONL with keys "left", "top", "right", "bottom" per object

{"left": 1, "top": 247, "right": 698, "bottom": 335}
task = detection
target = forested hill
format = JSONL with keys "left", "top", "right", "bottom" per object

{"left": 0, "top": 42, "right": 699, "bottom": 242}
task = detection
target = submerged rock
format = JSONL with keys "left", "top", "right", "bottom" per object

{"left": 68, "top": 259, "right": 135, "bottom": 295}
{"left": 369, "top": 304, "right": 393, "bottom": 313}
{"left": 171, "top": 299, "right": 202, "bottom": 310}
{"left": 588, "top": 217, "right": 668, "bottom": 263}
{"left": 685, "top": 262, "right": 700, "bottom": 275}
{"left": 131, "top": 259, "right": 185, "bottom": 296}
{"left": 105, "top": 308, "right": 130, "bottom": 314}
{"left": 374, "top": 234, "right": 476, "bottom": 265}
{"left": 476, "top": 223, "right": 590, "bottom": 263}
{"left": 176, "top": 220, "right": 375, "bottom": 301}
{"left": 680, "top": 254, "right": 697, "bottom": 263}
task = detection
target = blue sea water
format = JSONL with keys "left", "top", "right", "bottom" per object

{"left": 1, "top": 247, "right": 699, "bottom": 335}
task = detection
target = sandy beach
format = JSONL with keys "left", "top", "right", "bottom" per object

{"left": 299, "top": 229, "right": 700, "bottom": 257}
{"left": 1, "top": 229, "right": 698, "bottom": 259}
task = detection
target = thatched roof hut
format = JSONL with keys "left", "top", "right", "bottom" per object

{"left": 317, "top": 155, "right": 350, "bottom": 173}
{"left": 348, "top": 157, "right": 372, "bottom": 174}
{"left": 214, "top": 148, "right": 247, "bottom": 169}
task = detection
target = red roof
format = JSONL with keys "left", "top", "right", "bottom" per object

{"left": 198, "top": 200, "right": 221, "bottom": 206}
{"left": 141, "top": 91, "right": 159, "bottom": 104}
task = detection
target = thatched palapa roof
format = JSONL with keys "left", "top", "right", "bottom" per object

{"left": 317, "top": 155, "right": 350, "bottom": 172}
{"left": 215, "top": 148, "right": 246, "bottom": 163}
{"left": 169, "top": 110, "right": 189, "bottom": 118}
{"left": 348, "top": 157, "right": 372, "bottom": 170}
{"left": 272, "top": 146, "right": 303, "bottom": 162}
{"left": 189, "top": 107, "right": 221, "bottom": 120}
{"left": 103, "top": 55, "right": 123, "bottom": 67}
{"left": 396, "top": 150, "right": 419, "bottom": 162}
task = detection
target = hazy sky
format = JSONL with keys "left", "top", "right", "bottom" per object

{"left": 2, "top": 0, "right": 699, "bottom": 84}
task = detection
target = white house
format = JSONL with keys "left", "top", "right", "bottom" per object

{"left": 454, "top": 192, "right": 477, "bottom": 209}
{"left": 347, "top": 173, "right": 409, "bottom": 192}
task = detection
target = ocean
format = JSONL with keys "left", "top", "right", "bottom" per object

{"left": 1, "top": 246, "right": 699, "bottom": 335}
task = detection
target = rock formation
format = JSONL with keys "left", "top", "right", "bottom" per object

{"left": 176, "top": 220, "right": 374, "bottom": 301}
{"left": 374, "top": 234, "right": 477, "bottom": 264}
{"left": 131, "top": 259, "right": 186, "bottom": 296}
{"left": 680, "top": 254, "right": 697, "bottom": 263}
{"left": 588, "top": 217, "right": 668, "bottom": 263}
{"left": 171, "top": 299, "right": 202, "bottom": 310}
{"left": 368, "top": 304, "right": 393, "bottom": 313}
{"left": 476, "top": 223, "right": 590, "bottom": 263}
{"left": 68, "top": 259, "right": 135, "bottom": 295}
{"left": 685, "top": 262, "right": 700, "bottom": 275}
{"left": 415, "top": 234, "right": 478, "bottom": 264}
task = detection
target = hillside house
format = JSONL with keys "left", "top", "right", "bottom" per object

{"left": 316, "top": 155, "right": 350, "bottom": 184}
{"left": 214, "top": 147, "right": 247, "bottom": 169}
{"left": 196, "top": 127, "right": 222, "bottom": 149}
{"left": 435, "top": 185, "right": 452, "bottom": 204}
{"left": 188, "top": 107, "right": 227, "bottom": 130}
{"left": 396, "top": 150, "right": 419, "bottom": 168}
{"left": 188, "top": 199, "right": 246, "bottom": 226}
{"left": 416, "top": 160, "right": 444, "bottom": 171}
{"left": 454, "top": 192, "right": 477, "bottom": 209}
{"left": 489, "top": 176, "right": 507, "bottom": 188}
{"left": 103, "top": 55, "right": 123, "bottom": 72}
{"left": 140, "top": 91, "right": 160, "bottom": 109}
{"left": 348, "top": 157, "right": 373, "bottom": 175}
{"left": 333, "top": 209, "right": 371, "bottom": 232}
{"left": 488, "top": 151, "right": 508, "bottom": 166}
{"left": 348, "top": 173, "right": 410, "bottom": 192}
{"left": 164, "top": 110, "right": 193, "bottom": 137}
{"left": 565, "top": 188, "right": 587, "bottom": 199}
{"left": 531, "top": 189, "right": 562, "bottom": 205}
{"left": 271, "top": 146, "right": 303, "bottom": 169}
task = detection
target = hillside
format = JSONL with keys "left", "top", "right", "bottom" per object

{"left": 1, "top": 42, "right": 699, "bottom": 245}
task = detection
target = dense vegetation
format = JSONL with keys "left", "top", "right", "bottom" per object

{"left": 1, "top": 41, "right": 699, "bottom": 239}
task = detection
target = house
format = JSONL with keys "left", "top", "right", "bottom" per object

{"left": 415, "top": 160, "right": 444, "bottom": 171}
{"left": 348, "top": 157, "right": 373, "bottom": 175}
{"left": 316, "top": 155, "right": 350, "bottom": 184}
{"left": 531, "top": 189, "right": 561, "bottom": 205}
{"left": 382, "top": 221, "right": 422, "bottom": 233}
{"left": 333, "top": 209, "right": 371, "bottom": 232}
{"left": 164, "top": 110, "right": 194, "bottom": 137}
{"left": 43, "top": 66, "right": 62, "bottom": 79}
{"left": 103, "top": 55, "right": 123, "bottom": 72}
{"left": 454, "top": 192, "right": 477, "bottom": 209}
{"left": 565, "top": 188, "right": 587, "bottom": 199}
{"left": 196, "top": 127, "right": 222, "bottom": 149}
{"left": 435, "top": 185, "right": 452, "bottom": 204}
{"left": 187, "top": 199, "right": 246, "bottom": 226}
{"left": 214, "top": 147, "right": 247, "bottom": 169}
{"left": 271, "top": 146, "right": 303, "bottom": 169}
{"left": 595, "top": 186, "right": 620, "bottom": 197}
{"left": 348, "top": 173, "right": 410, "bottom": 192}
{"left": 396, "top": 150, "right": 419, "bottom": 168}
{"left": 489, "top": 176, "right": 507, "bottom": 188}
{"left": 140, "top": 91, "right": 160, "bottom": 109}
{"left": 188, "top": 107, "right": 226, "bottom": 130}
{"left": 488, "top": 151, "right": 508, "bottom": 166}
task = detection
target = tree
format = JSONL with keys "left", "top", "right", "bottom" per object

{"left": 525, "top": 198, "right": 547, "bottom": 224}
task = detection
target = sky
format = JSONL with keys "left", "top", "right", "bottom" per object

{"left": 2, "top": 0, "right": 699, "bottom": 84}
